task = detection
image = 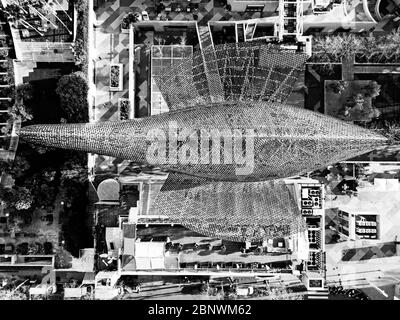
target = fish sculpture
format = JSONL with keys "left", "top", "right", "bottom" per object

{"left": 18, "top": 43, "right": 388, "bottom": 242}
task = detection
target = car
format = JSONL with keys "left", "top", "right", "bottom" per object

{"left": 132, "top": 12, "right": 142, "bottom": 22}
{"left": 141, "top": 11, "right": 149, "bottom": 21}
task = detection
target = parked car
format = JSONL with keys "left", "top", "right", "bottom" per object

{"left": 134, "top": 12, "right": 142, "bottom": 21}
{"left": 236, "top": 286, "right": 254, "bottom": 296}
{"left": 141, "top": 11, "right": 149, "bottom": 21}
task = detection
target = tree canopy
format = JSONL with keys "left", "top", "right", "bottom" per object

{"left": 56, "top": 72, "right": 89, "bottom": 123}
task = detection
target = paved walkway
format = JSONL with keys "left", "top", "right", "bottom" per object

{"left": 94, "top": 30, "right": 129, "bottom": 121}
{"left": 92, "top": 14, "right": 132, "bottom": 176}
{"left": 95, "top": 0, "right": 278, "bottom": 32}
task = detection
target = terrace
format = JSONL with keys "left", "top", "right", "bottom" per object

{"left": 119, "top": 224, "right": 297, "bottom": 273}
{"left": 5, "top": 0, "right": 75, "bottom": 63}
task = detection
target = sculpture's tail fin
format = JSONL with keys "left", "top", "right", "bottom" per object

{"left": 19, "top": 121, "right": 135, "bottom": 159}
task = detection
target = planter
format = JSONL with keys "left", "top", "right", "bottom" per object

{"left": 119, "top": 98, "right": 132, "bottom": 120}
{"left": 110, "top": 63, "right": 123, "bottom": 91}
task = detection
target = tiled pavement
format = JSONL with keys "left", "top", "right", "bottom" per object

{"left": 93, "top": 14, "right": 131, "bottom": 176}
{"left": 94, "top": 30, "right": 130, "bottom": 122}
{"left": 135, "top": 32, "right": 153, "bottom": 118}
{"left": 342, "top": 242, "right": 397, "bottom": 261}
{"left": 95, "top": 0, "right": 278, "bottom": 34}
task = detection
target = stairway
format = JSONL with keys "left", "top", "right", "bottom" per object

{"left": 13, "top": 61, "right": 37, "bottom": 85}
{"left": 196, "top": 25, "right": 224, "bottom": 103}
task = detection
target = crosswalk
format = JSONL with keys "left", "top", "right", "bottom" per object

{"left": 306, "top": 288, "right": 330, "bottom": 300}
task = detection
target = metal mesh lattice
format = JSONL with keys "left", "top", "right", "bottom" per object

{"left": 19, "top": 101, "right": 388, "bottom": 183}
{"left": 154, "top": 42, "right": 308, "bottom": 111}
{"left": 18, "top": 42, "right": 389, "bottom": 242}
{"left": 152, "top": 173, "right": 306, "bottom": 242}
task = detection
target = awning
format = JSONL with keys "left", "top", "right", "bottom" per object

{"left": 135, "top": 242, "right": 165, "bottom": 258}
{"left": 82, "top": 272, "right": 95, "bottom": 285}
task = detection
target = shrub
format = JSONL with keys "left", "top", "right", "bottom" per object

{"left": 0, "top": 185, "right": 33, "bottom": 211}
{"left": 121, "top": 12, "right": 140, "bottom": 29}
{"left": 56, "top": 72, "right": 89, "bottom": 122}
{"left": 73, "top": 0, "right": 89, "bottom": 74}
{"left": 120, "top": 100, "right": 130, "bottom": 120}
{"left": 110, "top": 65, "right": 120, "bottom": 88}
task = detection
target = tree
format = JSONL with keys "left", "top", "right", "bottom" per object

{"left": 14, "top": 187, "right": 33, "bottom": 210}
{"left": 0, "top": 289, "right": 28, "bottom": 300}
{"left": 15, "top": 83, "right": 34, "bottom": 101}
{"left": 7, "top": 84, "right": 34, "bottom": 123}
{"left": 61, "top": 167, "right": 88, "bottom": 184}
{"left": 362, "top": 81, "right": 381, "bottom": 98}
{"left": 0, "top": 185, "right": 33, "bottom": 211}
{"left": 56, "top": 72, "right": 89, "bottom": 122}
{"left": 7, "top": 217, "right": 23, "bottom": 236}
{"left": 55, "top": 248, "right": 73, "bottom": 269}
{"left": 0, "top": 156, "right": 30, "bottom": 181}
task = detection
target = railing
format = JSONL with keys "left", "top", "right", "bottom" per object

{"left": 0, "top": 254, "right": 55, "bottom": 267}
